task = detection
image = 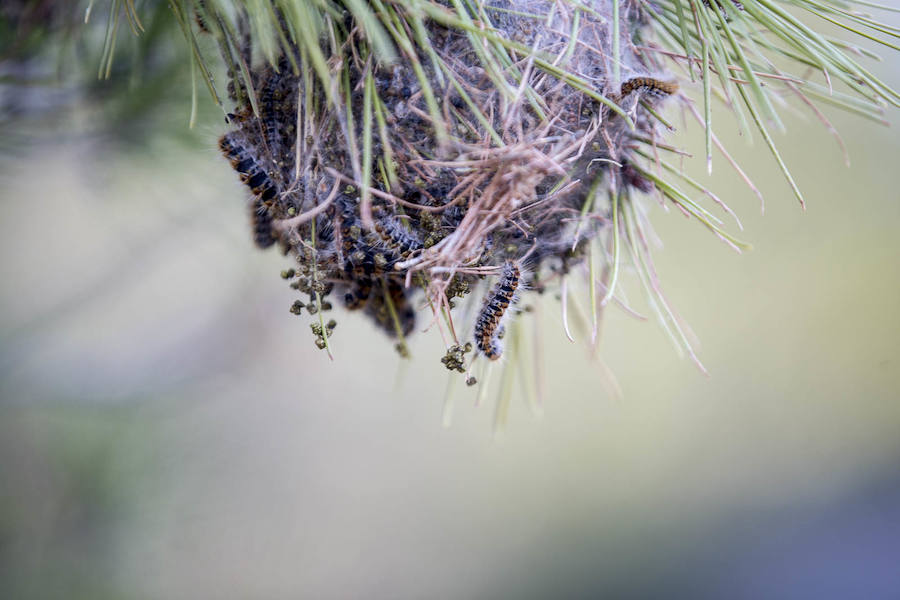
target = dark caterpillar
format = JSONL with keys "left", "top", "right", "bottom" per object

{"left": 473, "top": 261, "right": 520, "bottom": 361}
{"left": 219, "top": 133, "right": 279, "bottom": 248}
{"left": 250, "top": 202, "right": 277, "bottom": 248}
{"left": 344, "top": 276, "right": 373, "bottom": 310}
{"left": 702, "top": 0, "right": 745, "bottom": 15}
{"left": 367, "top": 278, "right": 416, "bottom": 337}
{"left": 621, "top": 162, "right": 653, "bottom": 193}
{"left": 345, "top": 245, "right": 393, "bottom": 278}
{"left": 255, "top": 63, "right": 292, "bottom": 168}
{"left": 374, "top": 212, "right": 424, "bottom": 257}
{"left": 194, "top": 0, "right": 209, "bottom": 33}
{"left": 343, "top": 276, "right": 416, "bottom": 338}
{"left": 219, "top": 134, "right": 278, "bottom": 202}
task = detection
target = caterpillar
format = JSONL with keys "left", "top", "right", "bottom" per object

{"left": 250, "top": 202, "right": 276, "bottom": 248}
{"left": 367, "top": 278, "right": 416, "bottom": 337}
{"left": 344, "top": 276, "right": 373, "bottom": 310}
{"left": 702, "top": 0, "right": 745, "bottom": 13}
{"left": 621, "top": 162, "right": 653, "bottom": 194}
{"left": 342, "top": 241, "right": 395, "bottom": 279}
{"left": 218, "top": 134, "right": 278, "bottom": 202}
{"left": 374, "top": 212, "right": 424, "bottom": 257}
{"left": 219, "top": 133, "right": 279, "bottom": 248}
{"left": 255, "top": 64, "right": 290, "bottom": 166}
{"left": 338, "top": 213, "right": 361, "bottom": 257}
{"left": 386, "top": 279, "right": 416, "bottom": 337}
{"left": 473, "top": 261, "right": 521, "bottom": 361}
{"left": 619, "top": 77, "right": 679, "bottom": 101}
{"left": 338, "top": 200, "right": 387, "bottom": 272}
{"left": 194, "top": 0, "right": 210, "bottom": 33}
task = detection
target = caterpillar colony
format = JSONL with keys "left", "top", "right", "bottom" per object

{"left": 210, "top": 0, "right": 690, "bottom": 373}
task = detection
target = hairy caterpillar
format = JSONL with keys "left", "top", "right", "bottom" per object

{"left": 219, "top": 133, "right": 279, "bottom": 248}
{"left": 255, "top": 63, "right": 292, "bottom": 171}
{"left": 250, "top": 203, "right": 276, "bottom": 248}
{"left": 218, "top": 134, "right": 277, "bottom": 201}
{"left": 621, "top": 162, "right": 653, "bottom": 194}
{"left": 619, "top": 77, "right": 679, "bottom": 101}
{"left": 374, "top": 212, "right": 424, "bottom": 257}
{"left": 473, "top": 261, "right": 521, "bottom": 361}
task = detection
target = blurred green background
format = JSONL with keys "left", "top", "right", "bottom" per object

{"left": 1, "top": 6, "right": 899, "bottom": 599}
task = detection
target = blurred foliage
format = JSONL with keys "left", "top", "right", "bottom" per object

{"left": 0, "top": 0, "right": 218, "bottom": 154}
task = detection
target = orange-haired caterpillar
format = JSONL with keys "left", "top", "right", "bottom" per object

{"left": 619, "top": 77, "right": 679, "bottom": 101}
{"left": 473, "top": 261, "right": 520, "bottom": 361}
